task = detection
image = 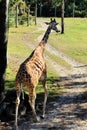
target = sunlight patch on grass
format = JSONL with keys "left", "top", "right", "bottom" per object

{"left": 49, "top": 18, "right": 87, "bottom": 64}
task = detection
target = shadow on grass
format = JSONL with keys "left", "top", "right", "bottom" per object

{"left": 5, "top": 80, "right": 15, "bottom": 91}
{"left": 0, "top": 77, "right": 59, "bottom": 122}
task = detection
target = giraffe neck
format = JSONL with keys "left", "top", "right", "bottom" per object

{"left": 42, "top": 25, "right": 51, "bottom": 43}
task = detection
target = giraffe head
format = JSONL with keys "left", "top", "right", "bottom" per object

{"left": 45, "top": 18, "right": 59, "bottom": 33}
{"left": 42, "top": 18, "right": 59, "bottom": 43}
{"left": 50, "top": 18, "right": 59, "bottom": 32}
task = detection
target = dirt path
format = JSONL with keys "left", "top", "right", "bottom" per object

{"left": 1, "top": 19, "right": 87, "bottom": 130}
{"left": 16, "top": 19, "right": 87, "bottom": 130}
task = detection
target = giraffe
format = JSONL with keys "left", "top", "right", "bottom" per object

{"left": 15, "top": 18, "right": 58, "bottom": 127}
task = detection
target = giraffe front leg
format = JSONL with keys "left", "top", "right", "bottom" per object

{"left": 40, "top": 66, "right": 48, "bottom": 118}
{"left": 15, "top": 93, "right": 20, "bottom": 128}
{"left": 29, "top": 88, "right": 40, "bottom": 122}
{"left": 42, "top": 80, "right": 48, "bottom": 118}
{"left": 15, "top": 83, "right": 22, "bottom": 129}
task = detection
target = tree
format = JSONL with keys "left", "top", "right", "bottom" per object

{"left": 61, "top": 0, "right": 64, "bottom": 34}
{"left": 0, "top": 0, "right": 9, "bottom": 102}
{"left": 39, "top": 0, "right": 42, "bottom": 16}
{"left": 15, "top": 5, "right": 18, "bottom": 27}
{"left": 35, "top": 0, "right": 37, "bottom": 25}
{"left": 72, "top": 0, "right": 75, "bottom": 17}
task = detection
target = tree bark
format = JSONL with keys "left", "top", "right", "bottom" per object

{"left": 27, "top": 5, "right": 30, "bottom": 26}
{"left": 0, "top": 0, "right": 9, "bottom": 99}
{"left": 61, "top": 0, "right": 64, "bottom": 34}
{"left": 35, "top": 0, "right": 37, "bottom": 25}
{"left": 15, "top": 5, "right": 18, "bottom": 28}
{"left": 40, "top": 0, "right": 42, "bottom": 17}
{"left": 73, "top": 0, "right": 75, "bottom": 17}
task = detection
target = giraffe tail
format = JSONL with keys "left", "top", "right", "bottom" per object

{"left": 20, "top": 83, "right": 24, "bottom": 100}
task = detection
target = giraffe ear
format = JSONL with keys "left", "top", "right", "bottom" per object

{"left": 54, "top": 18, "right": 56, "bottom": 22}
{"left": 45, "top": 18, "right": 52, "bottom": 25}
{"left": 50, "top": 18, "right": 52, "bottom": 22}
{"left": 45, "top": 22, "right": 50, "bottom": 25}
{"left": 53, "top": 19, "right": 59, "bottom": 25}
{"left": 56, "top": 23, "right": 58, "bottom": 25}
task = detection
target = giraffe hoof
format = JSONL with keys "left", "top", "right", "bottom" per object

{"left": 41, "top": 114, "right": 45, "bottom": 119}
{"left": 14, "top": 124, "right": 19, "bottom": 130}
{"left": 34, "top": 116, "right": 40, "bottom": 122}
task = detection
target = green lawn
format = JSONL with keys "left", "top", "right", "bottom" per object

{"left": 6, "top": 18, "right": 87, "bottom": 95}
{"left": 49, "top": 18, "right": 87, "bottom": 64}
{"left": 7, "top": 23, "right": 63, "bottom": 95}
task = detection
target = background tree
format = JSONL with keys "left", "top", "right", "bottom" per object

{"left": 9, "top": 0, "right": 87, "bottom": 18}
{"left": 61, "top": 0, "right": 64, "bottom": 34}
{"left": 72, "top": 0, "right": 75, "bottom": 17}
{"left": 0, "top": 0, "right": 9, "bottom": 102}
{"left": 35, "top": 0, "right": 37, "bottom": 25}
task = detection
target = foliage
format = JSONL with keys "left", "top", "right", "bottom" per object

{"left": 9, "top": 0, "right": 87, "bottom": 17}
{"left": 9, "top": 0, "right": 29, "bottom": 26}
{"left": 9, "top": 0, "right": 23, "bottom": 8}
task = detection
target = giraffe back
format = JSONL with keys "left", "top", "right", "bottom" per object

{"left": 15, "top": 41, "right": 45, "bottom": 88}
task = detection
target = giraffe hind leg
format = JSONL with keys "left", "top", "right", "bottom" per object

{"left": 28, "top": 87, "right": 40, "bottom": 122}
{"left": 42, "top": 80, "right": 48, "bottom": 118}
{"left": 21, "top": 85, "right": 24, "bottom": 100}
{"left": 40, "top": 68, "right": 48, "bottom": 118}
{"left": 15, "top": 84, "right": 22, "bottom": 127}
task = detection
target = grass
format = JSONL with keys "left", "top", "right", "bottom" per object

{"left": 7, "top": 23, "right": 64, "bottom": 95}
{"left": 45, "top": 50, "right": 71, "bottom": 69}
{"left": 49, "top": 18, "right": 87, "bottom": 64}
{"left": 6, "top": 17, "right": 87, "bottom": 96}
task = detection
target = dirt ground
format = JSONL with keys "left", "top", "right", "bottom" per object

{"left": 0, "top": 19, "right": 87, "bottom": 130}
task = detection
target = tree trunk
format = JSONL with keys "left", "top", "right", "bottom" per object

{"left": 40, "top": 0, "right": 42, "bottom": 17}
{"left": 55, "top": 6, "right": 57, "bottom": 17}
{"left": 73, "top": 0, "right": 75, "bottom": 17}
{"left": 27, "top": 5, "right": 30, "bottom": 26}
{"left": 54, "top": 0, "right": 57, "bottom": 17}
{"left": 35, "top": 0, "right": 37, "bottom": 25}
{"left": 61, "top": 0, "right": 64, "bottom": 34}
{"left": 0, "top": 0, "right": 9, "bottom": 101}
{"left": 15, "top": 5, "right": 18, "bottom": 28}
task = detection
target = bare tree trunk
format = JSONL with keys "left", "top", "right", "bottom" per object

{"left": 40, "top": 0, "right": 42, "bottom": 17}
{"left": 73, "top": 0, "right": 75, "bottom": 17}
{"left": 15, "top": 5, "right": 18, "bottom": 28}
{"left": 35, "top": 0, "right": 37, "bottom": 25}
{"left": 0, "top": 0, "right": 9, "bottom": 102}
{"left": 61, "top": 0, "right": 64, "bottom": 34}
{"left": 55, "top": 6, "right": 57, "bottom": 17}
{"left": 27, "top": 5, "right": 30, "bottom": 26}
{"left": 54, "top": 0, "right": 57, "bottom": 17}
